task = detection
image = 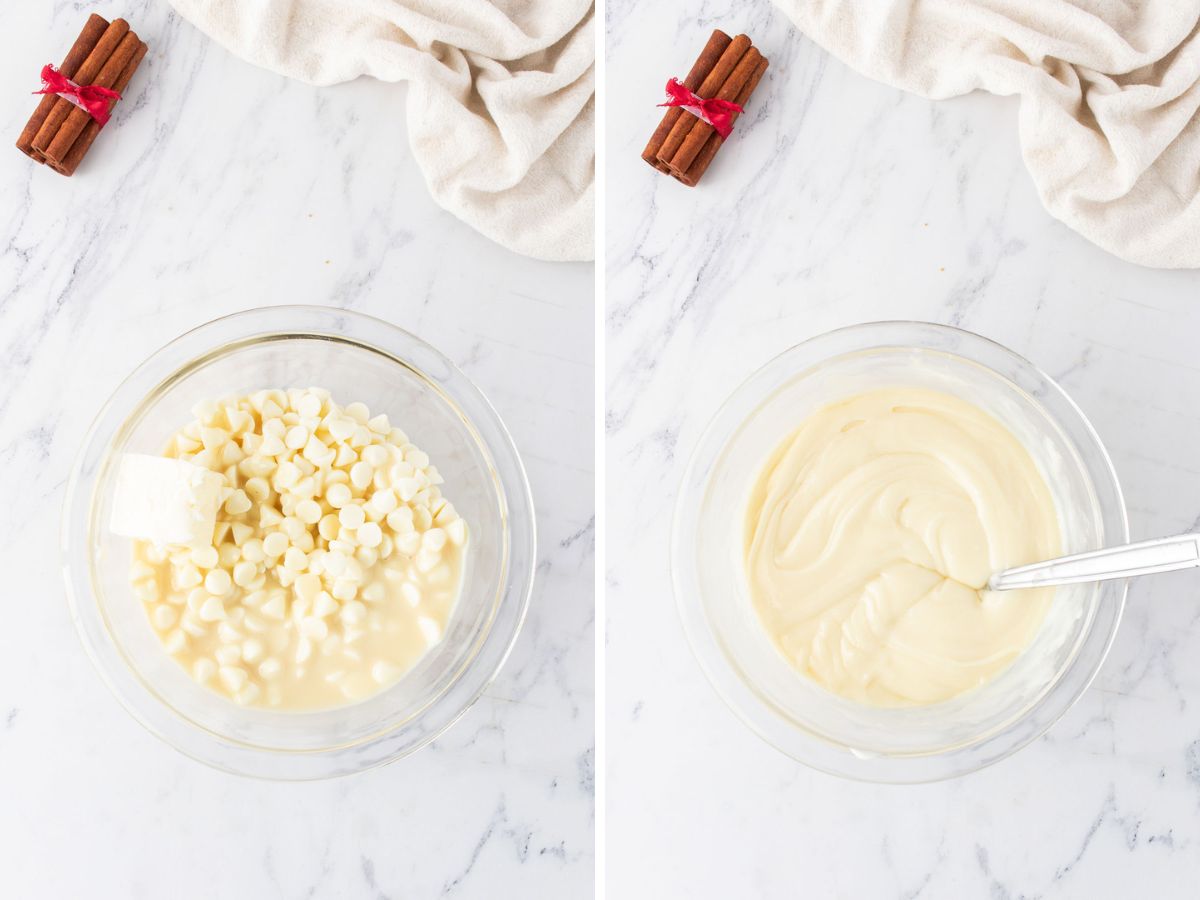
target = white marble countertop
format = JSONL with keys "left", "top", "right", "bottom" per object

{"left": 0, "top": 5, "right": 593, "bottom": 898}
{"left": 607, "top": 2, "right": 1200, "bottom": 897}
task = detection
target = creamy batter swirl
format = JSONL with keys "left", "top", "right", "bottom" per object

{"left": 743, "top": 388, "right": 1061, "bottom": 707}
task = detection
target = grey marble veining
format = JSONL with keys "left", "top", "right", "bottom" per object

{"left": 0, "top": 4, "right": 593, "bottom": 897}
{"left": 607, "top": 3, "right": 1200, "bottom": 898}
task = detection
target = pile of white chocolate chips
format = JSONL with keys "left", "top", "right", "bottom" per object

{"left": 129, "top": 388, "right": 468, "bottom": 709}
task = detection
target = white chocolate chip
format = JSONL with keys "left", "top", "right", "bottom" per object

{"left": 274, "top": 461, "right": 301, "bottom": 489}
{"left": 193, "top": 658, "right": 216, "bottom": 682}
{"left": 417, "top": 616, "right": 442, "bottom": 645}
{"left": 445, "top": 518, "right": 468, "bottom": 546}
{"left": 386, "top": 506, "right": 415, "bottom": 534}
{"left": 297, "top": 393, "right": 323, "bottom": 418}
{"left": 395, "top": 478, "right": 420, "bottom": 502}
{"left": 219, "top": 666, "right": 248, "bottom": 692}
{"left": 326, "top": 482, "right": 352, "bottom": 509}
{"left": 163, "top": 629, "right": 186, "bottom": 654}
{"left": 369, "top": 489, "right": 398, "bottom": 517}
{"left": 339, "top": 504, "right": 366, "bottom": 530}
{"left": 262, "top": 595, "right": 285, "bottom": 624}
{"left": 174, "top": 563, "right": 202, "bottom": 590}
{"left": 283, "top": 547, "right": 309, "bottom": 571}
{"left": 204, "top": 568, "right": 233, "bottom": 596}
{"left": 302, "top": 435, "right": 333, "bottom": 466}
{"left": 262, "top": 532, "right": 289, "bottom": 558}
{"left": 224, "top": 490, "right": 252, "bottom": 516}
{"left": 258, "top": 657, "right": 282, "bottom": 680}
{"left": 323, "top": 551, "right": 349, "bottom": 577}
{"left": 401, "top": 582, "right": 421, "bottom": 608}
{"left": 328, "top": 417, "right": 355, "bottom": 441}
{"left": 244, "top": 476, "right": 270, "bottom": 503}
{"left": 200, "top": 426, "right": 228, "bottom": 452}
{"left": 349, "top": 461, "right": 373, "bottom": 491}
{"left": 285, "top": 425, "right": 309, "bottom": 450}
{"left": 295, "top": 637, "right": 313, "bottom": 663}
{"left": 332, "top": 578, "right": 358, "bottom": 602}
{"left": 198, "top": 596, "right": 227, "bottom": 622}
{"left": 295, "top": 499, "right": 322, "bottom": 524}
{"left": 357, "top": 522, "right": 383, "bottom": 549}
{"left": 232, "top": 560, "right": 258, "bottom": 587}
{"left": 312, "top": 591, "right": 338, "bottom": 618}
{"left": 152, "top": 605, "right": 177, "bottom": 630}
{"left": 241, "top": 638, "right": 264, "bottom": 663}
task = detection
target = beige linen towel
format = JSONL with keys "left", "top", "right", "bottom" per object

{"left": 772, "top": 0, "right": 1200, "bottom": 269}
{"left": 170, "top": 0, "right": 595, "bottom": 262}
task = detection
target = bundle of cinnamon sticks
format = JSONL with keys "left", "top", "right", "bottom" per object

{"left": 643, "top": 30, "right": 768, "bottom": 187}
{"left": 16, "top": 15, "right": 148, "bottom": 177}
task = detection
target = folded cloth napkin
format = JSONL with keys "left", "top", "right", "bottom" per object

{"left": 771, "top": 0, "right": 1200, "bottom": 269}
{"left": 169, "top": 0, "right": 595, "bottom": 262}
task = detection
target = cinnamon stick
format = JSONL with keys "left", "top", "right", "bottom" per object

{"left": 675, "top": 56, "right": 769, "bottom": 187}
{"left": 668, "top": 47, "right": 764, "bottom": 177}
{"left": 51, "top": 40, "right": 148, "bottom": 177}
{"left": 642, "top": 30, "right": 732, "bottom": 173}
{"left": 31, "top": 18, "right": 130, "bottom": 156}
{"left": 16, "top": 14, "right": 109, "bottom": 163}
{"left": 44, "top": 31, "right": 142, "bottom": 165}
{"left": 655, "top": 34, "right": 751, "bottom": 169}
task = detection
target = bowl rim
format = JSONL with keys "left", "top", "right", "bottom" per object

{"left": 61, "top": 305, "right": 537, "bottom": 780}
{"left": 672, "top": 320, "right": 1129, "bottom": 784}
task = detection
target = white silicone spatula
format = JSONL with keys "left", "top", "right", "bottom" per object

{"left": 988, "top": 534, "right": 1200, "bottom": 591}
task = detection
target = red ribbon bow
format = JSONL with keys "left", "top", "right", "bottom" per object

{"left": 658, "top": 78, "right": 744, "bottom": 139}
{"left": 34, "top": 64, "right": 121, "bottom": 126}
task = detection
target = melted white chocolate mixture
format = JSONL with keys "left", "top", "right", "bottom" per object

{"left": 129, "top": 388, "right": 467, "bottom": 709}
{"left": 743, "top": 388, "right": 1061, "bottom": 707}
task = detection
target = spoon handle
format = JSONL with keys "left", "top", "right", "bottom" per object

{"left": 988, "top": 533, "right": 1200, "bottom": 591}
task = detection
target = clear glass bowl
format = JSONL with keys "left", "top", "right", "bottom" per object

{"left": 673, "top": 322, "right": 1127, "bottom": 783}
{"left": 63, "top": 306, "right": 536, "bottom": 779}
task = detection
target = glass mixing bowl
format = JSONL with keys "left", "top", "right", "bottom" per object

{"left": 673, "top": 321, "right": 1127, "bottom": 783}
{"left": 63, "top": 306, "right": 535, "bottom": 779}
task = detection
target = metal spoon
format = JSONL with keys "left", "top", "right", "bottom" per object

{"left": 988, "top": 534, "right": 1200, "bottom": 591}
